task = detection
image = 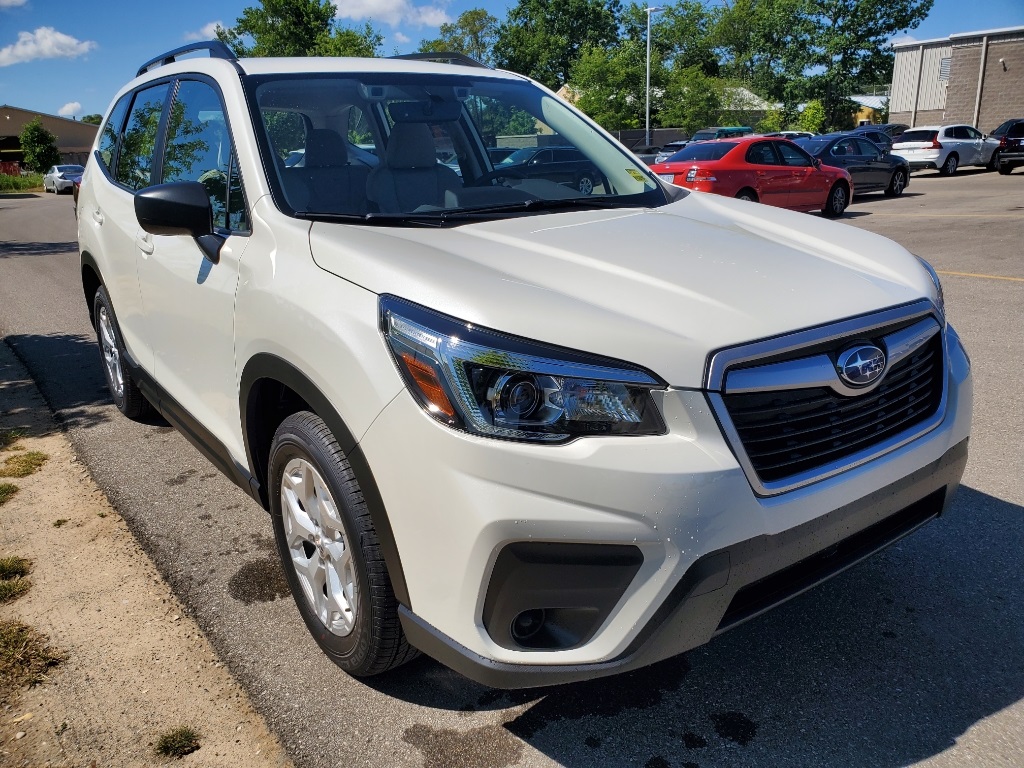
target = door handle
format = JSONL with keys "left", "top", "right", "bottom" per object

{"left": 137, "top": 233, "right": 154, "bottom": 255}
{"left": 91, "top": 209, "right": 104, "bottom": 225}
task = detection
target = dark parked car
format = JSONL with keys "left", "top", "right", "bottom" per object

{"left": 849, "top": 125, "right": 897, "bottom": 148}
{"left": 486, "top": 146, "right": 518, "bottom": 164}
{"left": 654, "top": 140, "right": 690, "bottom": 163}
{"left": 796, "top": 134, "right": 910, "bottom": 196}
{"left": 989, "top": 118, "right": 1024, "bottom": 174}
{"left": 495, "top": 145, "right": 604, "bottom": 194}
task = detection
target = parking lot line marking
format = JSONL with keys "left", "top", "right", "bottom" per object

{"left": 937, "top": 270, "right": 1024, "bottom": 283}
{"left": 864, "top": 213, "right": 1022, "bottom": 218}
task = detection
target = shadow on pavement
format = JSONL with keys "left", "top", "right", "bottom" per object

{"left": 371, "top": 485, "right": 1024, "bottom": 768}
{"left": 0, "top": 240, "right": 79, "bottom": 258}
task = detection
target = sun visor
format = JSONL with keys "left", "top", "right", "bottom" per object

{"left": 389, "top": 101, "right": 463, "bottom": 123}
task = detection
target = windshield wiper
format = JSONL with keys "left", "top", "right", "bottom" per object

{"left": 438, "top": 197, "right": 628, "bottom": 219}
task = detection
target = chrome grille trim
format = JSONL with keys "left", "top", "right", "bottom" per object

{"left": 705, "top": 300, "right": 948, "bottom": 497}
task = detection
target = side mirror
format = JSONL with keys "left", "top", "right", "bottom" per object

{"left": 813, "top": 158, "right": 822, "bottom": 169}
{"left": 135, "top": 181, "right": 223, "bottom": 264}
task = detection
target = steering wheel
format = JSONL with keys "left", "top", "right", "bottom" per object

{"left": 470, "top": 166, "right": 526, "bottom": 187}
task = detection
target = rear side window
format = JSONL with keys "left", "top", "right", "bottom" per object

{"left": 162, "top": 80, "right": 248, "bottom": 232}
{"left": 671, "top": 142, "right": 737, "bottom": 161}
{"left": 1008, "top": 123, "right": 1024, "bottom": 139}
{"left": 951, "top": 126, "right": 971, "bottom": 139}
{"left": 746, "top": 142, "right": 780, "bottom": 165}
{"left": 115, "top": 83, "right": 170, "bottom": 191}
{"left": 97, "top": 93, "right": 131, "bottom": 173}
{"left": 898, "top": 130, "right": 938, "bottom": 143}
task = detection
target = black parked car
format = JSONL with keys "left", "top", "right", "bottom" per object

{"left": 795, "top": 134, "right": 911, "bottom": 196}
{"left": 989, "top": 118, "right": 1024, "bottom": 174}
{"left": 494, "top": 146, "right": 604, "bottom": 195}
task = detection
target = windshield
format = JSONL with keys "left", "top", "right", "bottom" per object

{"left": 248, "top": 72, "right": 667, "bottom": 222}
{"left": 58, "top": 165, "right": 84, "bottom": 173}
{"left": 665, "top": 142, "right": 737, "bottom": 162}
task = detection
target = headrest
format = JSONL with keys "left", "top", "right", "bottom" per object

{"left": 386, "top": 123, "right": 439, "bottom": 169}
{"left": 389, "top": 100, "right": 462, "bottom": 124}
{"left": 304, "top": 129, "right": 348, "bottom": 168}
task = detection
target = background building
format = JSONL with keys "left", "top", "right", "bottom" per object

{"left": 890, "top": 26, "right": 1024, "bottom": 131}
{"left": 0, "top": 105, "right": 98, "bottom": 171}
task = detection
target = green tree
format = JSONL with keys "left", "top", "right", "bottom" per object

{"left": 659, "top": 67, "right": 724, "bottom": 136}
{"left": 756, "top": 106, "right": 785, "bottom": 133}
{"left": 620, "top": 1, "right": 720, "bottom": 76}
{"left": 571, "top": 40, "right": 661, "bottom": 130}
{"left": 419, "top": 9, "right": 499, "bottom": 66}
{"left": 493, "top": 0, "right": 622, "bottom": 90}
{"left": 81, "top": 114, "right": 103, "bottom": 126}
{"left": 19, "top": 117, "right": 61, "bottom": 172}
{"left": 216, "top": 0, "right": 382, "bottom": 58}
{"left": 798, "top": 99, "right": 826, "bottom": 133}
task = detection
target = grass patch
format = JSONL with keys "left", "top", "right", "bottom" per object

{"left": 0, "top": 430, "right": 25, "bottom": 451}
{"left": 0, "top": 620, "right": 65, "bottom": 701}
{"left": 0, "top": 556, "right": 31, "bottom": 580}
{"left": 0, "top": 579, "right": 30, "bottom": 604}
{"left": 52, "top": 519, "right": 68, "bottom": 528}
{"left": 155, "top": 725, "right": 201, "bottom": 758}
{"left": 0, "top": 483, "right": 17, "bottom": 506}
{"left": 0, "top": 451, "right": 48, "bottom": 478}
{"left": 0, "top": 173, "right": 44, "bottom": 193}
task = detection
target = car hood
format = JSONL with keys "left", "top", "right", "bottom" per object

{"left": 309, "top": 192, "right": 934, "bottom": 388}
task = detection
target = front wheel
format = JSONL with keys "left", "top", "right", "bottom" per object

{"left": 940, "top": 154, "right": 958, "bottom": 176}
{"left": 884, "top": 169, "right": 907, "bottom": 197}
{"left": 268, "top": 412, "right": 418, "bottom": 677}
{"left": 821, "top": 183, "right": 848, "bottom": 217}
{"left": 988, "top": 150, "right": 1001, "bottom": 171}
{"left": 576, "top": 172, "right": 596, "bottom": 196}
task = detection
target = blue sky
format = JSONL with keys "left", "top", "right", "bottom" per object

{"left": 1, "top": 0, "right": 1022, "bottom": 119}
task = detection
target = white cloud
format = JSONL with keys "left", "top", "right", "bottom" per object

{"left": 0, "top": 27, "right": 96, "bottom": 67}
{"left": 393, "top": 32, "right": 411, "bottom": 44}
{"left": 58, "top": 101, "right": 81, "bottom": 117}
{"left": 185, "top": 21, "right": 224, "bottom": 42}
{"left": 890, "top": 33, "right": 917, "bottom": 47}
{"left": 336, "top": 0, "right": 450, "bottom": 29}
{"left": 0, "top": 0, "right": 29, "bottom": 8}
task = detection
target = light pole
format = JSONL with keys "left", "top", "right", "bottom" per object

{"left": 645, "top": 6, "right": 663, "bottom": 148}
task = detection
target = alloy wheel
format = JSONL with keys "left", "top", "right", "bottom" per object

{"left": 97, "top": 306, "right": 124, "bottom": 398}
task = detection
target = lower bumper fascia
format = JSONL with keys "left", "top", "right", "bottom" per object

{"left": 400, "top": 437, "right": 969, "bottom": 689}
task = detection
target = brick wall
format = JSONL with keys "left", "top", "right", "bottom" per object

{"left": 890, "top": 109, "right": 945, "bottom": 127}
{"left": 943, "top": 37, "right": 1024, "bottom": 129}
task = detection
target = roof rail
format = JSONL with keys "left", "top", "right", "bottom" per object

{"left": 389, "top": 51, "right": 491, "bottom": 69}
{"left": 137, "top": 40, "right": 237, "bottom": 78}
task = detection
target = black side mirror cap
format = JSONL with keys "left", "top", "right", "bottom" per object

{"left": 134, "top": 181, "right": 223, "bottom": 264}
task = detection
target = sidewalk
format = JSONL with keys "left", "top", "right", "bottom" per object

{"left": 0, "top": 341, "right": 292, "bottom": 767}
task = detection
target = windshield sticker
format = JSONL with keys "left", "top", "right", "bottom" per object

{"left": 626, "top": 169, "right": 645, "bottom": 182}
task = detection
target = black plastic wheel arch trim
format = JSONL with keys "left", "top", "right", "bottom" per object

{"left": 238, "top": 352, "right": 411, "bottom": 609}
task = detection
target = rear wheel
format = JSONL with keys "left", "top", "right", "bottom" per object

{"left": 93, "top": 286, "right": 151, "bottom": 419}
{"left": 940, "top": 153, "right": 958, "bottom": 176}
{"left": 821, "top": 183, "right": 848, "bottom": 217}
{"left": 988, "top": 150, "right": 1001, "bottom": 171}
{"left": 268, "top": 411, "right": 418, "bottom": 677}
{"left": 997, "top": 163, "right": 1013, "bottom": 175}
{"left": 576, "top": 172, "right": 596, "bottom": 195}
{"left": 735, "top": 188, "right": 758, "bottom": 202}
{"left": 884, "top": 169, "right": 907, "bottom": 197}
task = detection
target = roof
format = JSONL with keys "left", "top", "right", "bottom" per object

{"left": 849, "top": 95, "right": 887, "bottom": 111}
{"left": 0, "top": 104, "right": 97, "bottom": 129}
{"left": 893, "top": 25, "right": 1024, "bottom": 49}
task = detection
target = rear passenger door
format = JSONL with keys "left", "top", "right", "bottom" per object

{"left": 135, "top": 78, "right": 250, "bottom": 458}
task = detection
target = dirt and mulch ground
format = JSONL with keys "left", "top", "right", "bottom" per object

{"left": 0, "top": 342, "right": 293, "bottom": 767}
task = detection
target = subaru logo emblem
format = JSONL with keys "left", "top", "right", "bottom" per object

{"left": 837, "top": 345, "right": 886, "bottom": 386}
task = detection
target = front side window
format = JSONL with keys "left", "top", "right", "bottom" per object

{"left": 162, "top": 80, "right": 248, "bottom": 232}
{"left": 115, "top": 83, "right": 169, "bottom": 191}
{"left": 777, "top": 142, "right": 814, "bottom": 167}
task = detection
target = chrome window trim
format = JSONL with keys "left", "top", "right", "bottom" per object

{"left": 705, "top": 300, "right": 947, "bottom": 497}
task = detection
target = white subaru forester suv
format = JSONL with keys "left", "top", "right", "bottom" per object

{"left": 77, "top": 42, "right": 972, "bottom": 688}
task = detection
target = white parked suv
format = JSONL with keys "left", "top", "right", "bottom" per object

{"left": 892, "top": 124, "right": 1001, "bottom": 175}
{"left": 77, "top": 42, "right": 972, "bottom": 688}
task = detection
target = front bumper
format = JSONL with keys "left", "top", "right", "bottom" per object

{"left": 358, "top": 323, "right": 972, "bottom": 687}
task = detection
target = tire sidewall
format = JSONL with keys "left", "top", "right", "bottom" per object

{"left": 93, "top": 287, "right": 129, "bottom": 413}
{"left": 268, "top": 424, "right": 374, "bottom": 669}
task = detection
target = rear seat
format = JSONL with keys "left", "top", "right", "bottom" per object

{"left": 281, "top": 129, "right": 370, "bottom": 215}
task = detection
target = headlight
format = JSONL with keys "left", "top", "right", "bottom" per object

{"left": 380, "top": 296, "right": 667, "bottom": 443}
{"left": 915, "top": 255, "right": 945, "bottom": 320}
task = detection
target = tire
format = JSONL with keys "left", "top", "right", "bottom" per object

{"left": 997, "top": 164, "right": 1013, "bottom": 176}
{"left": 93, "top": 286, "right": 151, "bottom": 419}
{"left": 988, "top": 150, "right": 1001, "bottom": 171}
{"left": 884, "top": 169, "right": 907, "bottom": 197}
{"left": 576, "top": 172, "right": 596, "bottom": 195}
{"left": 735, "top": 188, "right": 757, "bottom": 202}
{"left": 821, "top": 183, "right": 848, "bottom": 217}
{"left": 940, "top": 153, "right": 958, "bottom": 176}
{"left": 268, "top": 411, "right": 418, "bottom": 677}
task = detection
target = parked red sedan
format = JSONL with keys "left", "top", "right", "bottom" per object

{"left": 651, "top": 136, "right": 853, "bottom": 217}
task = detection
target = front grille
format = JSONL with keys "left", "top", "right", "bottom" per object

{"left": 722, "top": 333, "right": 944, "bottom": 483}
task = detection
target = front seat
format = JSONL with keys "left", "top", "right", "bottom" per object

{"left": 367, "top": 122, "right": 461, "bottom": 213}
{"left": 283, "top": 128, "right": 369, "bottom": 214}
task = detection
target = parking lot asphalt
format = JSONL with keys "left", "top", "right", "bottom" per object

{"left": 0, "top": 170, "right": 1022, "bottom": 768}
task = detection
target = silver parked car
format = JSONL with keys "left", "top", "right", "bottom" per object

{"left": 892, "top": 125, "right": 1000, "bottom": 175}
{"left": 43, "top": 164, "right": 85, "bottom": 193}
